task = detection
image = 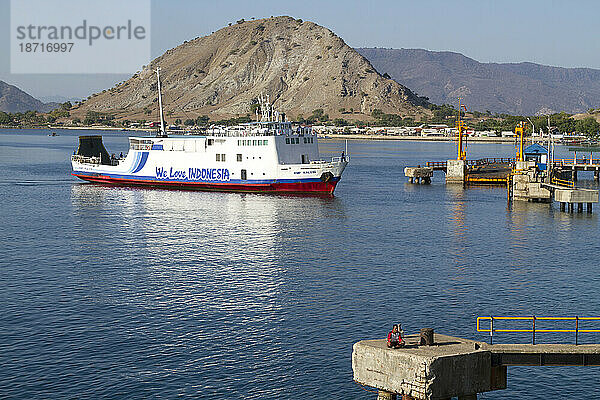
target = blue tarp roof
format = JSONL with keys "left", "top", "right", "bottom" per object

{"left": 524, "top": 143, "right": 547, "bottom": 155}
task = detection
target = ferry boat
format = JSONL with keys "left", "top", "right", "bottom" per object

{"left": 71, "top": 69, "right": 348, "bottom": 194}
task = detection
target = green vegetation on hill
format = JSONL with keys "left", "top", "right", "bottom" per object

{"left": 0, "top": 102, "right": 72, "bottom": 126}
{"left": 472, "top": 113, "right": 600, "bottom": 136}
{"left": 2, "top": 99, "right": 599, "bottom": 138}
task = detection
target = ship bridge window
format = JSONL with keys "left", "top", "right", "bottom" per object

{"left": 285, "top": 138, "right": 290, "bottom": 144}
{"left": 207, "top": 139, "right": 214, "bottom": 145}
{"left": 216, "top": 153, "right": 226, "bottom": 162}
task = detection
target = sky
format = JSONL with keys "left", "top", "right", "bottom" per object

{"left": 1, "top": 0, "right": 599, "bottom": 100}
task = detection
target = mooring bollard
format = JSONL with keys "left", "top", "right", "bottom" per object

{"left": 420, "top": 328, "right": 434, "bottom": 346}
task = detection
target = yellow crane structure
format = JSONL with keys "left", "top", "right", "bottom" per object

{"left": 456, "top": 99, "right": 468, "bottom": 160}
{"left": 515, "top": 121, "right": 527, "bottom": 162}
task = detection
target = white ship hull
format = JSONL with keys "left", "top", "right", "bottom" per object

{"left": 72, "top": 132, "right": 348, "bottom": 194}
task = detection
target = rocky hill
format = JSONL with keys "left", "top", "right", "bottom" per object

{"left": 0, "top": 81, "right": 58, "bottom": 113}
{"left": 75, "top": 17, "right": 431, "bottom": 121}
{"left": 357, "top": 48, "right": 600, "bottom": 115}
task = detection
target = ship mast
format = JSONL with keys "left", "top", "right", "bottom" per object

{"left": 156, "top": 67, "right": 167, "bottom": 137}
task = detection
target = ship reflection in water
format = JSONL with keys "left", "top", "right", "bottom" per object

{"left": 70, "top": 182, "right": 347, "bottom": 309}
{"left": 70, "top": 183, "right": 351, "bottom": 396}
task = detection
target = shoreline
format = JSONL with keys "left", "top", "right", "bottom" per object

{"left": 2, "top": 125, "right": 519, "bottom": 143}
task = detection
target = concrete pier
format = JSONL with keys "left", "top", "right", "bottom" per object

{"left": 445, "top": 160, "right": 465, "bottom": 184}
{"left": 551, "top": 187, "right": 599, "bottom": 213}
{"left": 404, "top": 167, "right": 433, "bottom": 184}
{"left": 353, "top": 333, "right": 600, "bottom": 399}
{"left": 353, "top": 334, "right": 504, "bottom": 400}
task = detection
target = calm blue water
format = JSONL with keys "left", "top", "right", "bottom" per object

{"left": 2, "top": 129, "right": 600, "bottom": 399}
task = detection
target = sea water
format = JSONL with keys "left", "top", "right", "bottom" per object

{"left": 2, "top": 129, "right": 600, "bottom": 399}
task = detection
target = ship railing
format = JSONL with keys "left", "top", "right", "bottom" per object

{"left": 71, "top": 155, "right": 121, "bottom": 166}
{"left": 206, "top": 132, "right": 275, "bottom": 137}
{"left": 72, "top": 155, "right": 101, "bottom": 164}
{"left": 203, "top": 130, "right": 317, "bottom": 138}
{"left": 331, "top": 156, "right": 349, "bottom": 163}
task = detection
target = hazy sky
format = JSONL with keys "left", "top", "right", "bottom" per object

{"left": 1, "top": 0, "right": 599, "bottom": 100}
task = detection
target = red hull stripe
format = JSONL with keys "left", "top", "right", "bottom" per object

{"left": 72, "top": 173, "right": 339, "bottom": 194}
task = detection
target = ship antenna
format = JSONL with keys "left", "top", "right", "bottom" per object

{"left": 156, "top": 67, "right": 167, "bottom": 137}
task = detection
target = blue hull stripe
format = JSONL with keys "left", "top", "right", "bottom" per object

{"left": 127, "top": 152, "right": 141, "bottom": 173}
{"left": 130, "top": 152, "right": 149, "bottom": 173}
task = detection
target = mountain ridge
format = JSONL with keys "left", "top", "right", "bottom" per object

{"left": 357, "top": 47, "right": 600, "bottom": 115}
{"left": 0, "top": 81, "right": 59, "bottom": 114}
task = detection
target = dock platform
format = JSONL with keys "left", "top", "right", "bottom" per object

{"left": 540, "top": 183, "right": 599, "bottom": 212}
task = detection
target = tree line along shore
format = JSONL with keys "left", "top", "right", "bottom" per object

{"left": 2, "top": 101, "right": 600, "bottom": 140}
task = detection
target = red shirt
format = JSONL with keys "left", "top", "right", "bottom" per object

{"left": 387, "top": 330, "right": 402, "bottom": 343}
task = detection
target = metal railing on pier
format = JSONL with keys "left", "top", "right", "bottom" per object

{"left": 551, "top": 177, "right": 575, "bottom": 188}
{"left": 426, "top": 158, "right": 515, "bottom": 169}
{"left": 555, "top": 158, "right": 600, "bottom": 166}
{"left": 477, "top": 316, "right": 600, "bottom": 345}
{"left": 465, "top": 176, "right": 509, "bottom": 185}
{"left": 425, "top": 161, "right": 447, "bottom": 169}
{"left": 470, "top": 157, "right": 514, "bottom": 165}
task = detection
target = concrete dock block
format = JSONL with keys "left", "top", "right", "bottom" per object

{"left": 527, "top": 183, "right": 551, "bottom": 201}
{"left": 404, "top": 167, "right": 433, "bottom": 178}
{"left": 446, "top": 160, "right": 465, "bottom": 184}
{"left": 352, "top": 335, "right": 503, "bottom": 400}
{"left": 554, "top": 189, "right": 599, "bottom": 204}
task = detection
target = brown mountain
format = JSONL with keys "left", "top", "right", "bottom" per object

{"left": 75, "top": 16, "right": 430, "bottom": 121}
{"left": 0, "top": 81, "right": 59, "bottom": 113}
{"left": 357, "top": 47, "right": 600, "bottom": 115}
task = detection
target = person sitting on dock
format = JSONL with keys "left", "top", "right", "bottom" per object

{"left": 387, "top": 324, "right": 404, "bottom": 348}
